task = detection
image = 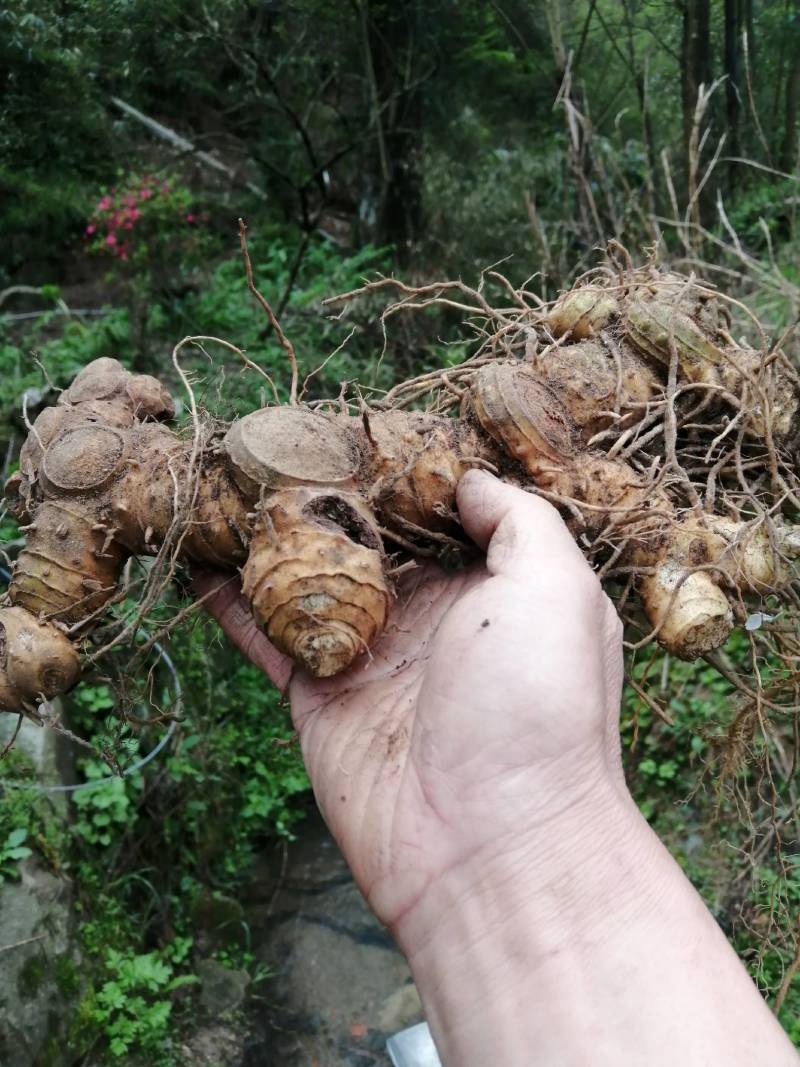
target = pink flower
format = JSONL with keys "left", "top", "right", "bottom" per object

{"left": 123, "top": 221, "right": 133, "bottom": 230}
{"left": 85, "top": 224, "right": 96, "bottom": 235}
{"left": 186, "top": 213, "right": 196, "bottom": 223}
{"left": 98, "top": 196, "right": 111, "bottom": 211}
{"left": 127, "top": 207, "right": 140, "bottom": 221}
{"left": 106, "top": 233, "right": 118, "bottom": 247}
{"left": 140, "top": 188, "right": 153, "bottom": 201}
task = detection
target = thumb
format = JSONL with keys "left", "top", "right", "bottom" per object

{"left": 456, "top": 469, "right": 588, "bottom": 582}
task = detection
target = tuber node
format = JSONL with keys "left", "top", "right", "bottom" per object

{"left": 223, "top": 407, "right": 358, "bottom": 497}
{"left": 362, "top": 410, "right": 491, "bottom": 531}
{"left": 0, "top": 607, "right": 80, "bottom": 712}
{"left": 547, "top": 288, "right": 619, "bottom": 340}
{"left": 241, "top": 487, "right": 390, "bottom": 677}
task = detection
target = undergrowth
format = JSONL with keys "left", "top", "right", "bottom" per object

{"left": 624, "top": 635, "right": 800, "bottom": 1039}
{"left": 0, "top": 614, "right": 308, "bottom": 1064}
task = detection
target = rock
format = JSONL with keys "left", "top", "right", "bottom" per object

{"left": 0, "top": 703, "right": 80, "bottom": 1067}
{"left": 178, "top": 1022, "right": 246, "bottom": 1066}
{"left": 197, "top": 959, "right": 250, "bottom": 1015}
{"left": 377, "top": 982, "right": 423, "bottom": 1032}
{"left": 0, "top": 704, "right": 69, "bottom": 762}
{"left": 243, "top": 809, "right": 421, "bottom": 1064}
{"left": 0, "top": 701, "right": 75, "bottom": 814}
{"left": 190, "top": 890, "right": 247, "bottom": 951}
{"left": 0, "top": 860, "right": 81, "bottom": 1067}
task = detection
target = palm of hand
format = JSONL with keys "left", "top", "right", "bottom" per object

{"left": 199, "top": 476, "right": 623, "bottom": 933}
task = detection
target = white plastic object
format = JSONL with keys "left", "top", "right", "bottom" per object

{"left": 386, "top": 1022, "right": 442, "bottom": 1067}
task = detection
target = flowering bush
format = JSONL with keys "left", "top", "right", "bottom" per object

{"left": 84, "top": 173, "right": 207, "bottom": 269}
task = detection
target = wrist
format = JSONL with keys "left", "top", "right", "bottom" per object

{"left": 394, "top": 780, "right": 668, "bottom": 1063}
{"left": 394, "top": 762, "right": 648, "bottom": 956}
{"left": 395, "top": 788, "right": 797, "bottom": 1067}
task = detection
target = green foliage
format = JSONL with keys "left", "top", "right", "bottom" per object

{"left": 45, "top": 616, "right": 307, "bottom": 1062}
{"left": 745, "top": 856, "right": 800, "bottom": 1042}
{"left": 725, "top": 177, "right": 800, "bottom": 249}
{"left": 160, "top": 618, "right": 309, "bottom": 862}
{"left": 0, "top": 826, "right": 32, "bottom": 881}
{"left": 623, "top": 643, "right": 737, "bottom": 813}
{"left": 0, "top": 752, "right": 65, "bottom": 883}
{"left": 0, "top": 307, "right": 132, "bottom": 436}
{"left": 181, "top": 233, "right": 392, "bottom": 415}
{"left": 89, "top": 941, "right": 196, "bottom": 1059}
{"left": 73, "top": 683, "right": 116, "bottom": 715}
{"left": 72, "top": 763, "right": 143, "bottom": 848}
{"left": 0, "top": 230, "right": 392, "bottom": 436}
{"left": 0, "top": 1, "right": 116, "bottom": 281}
{"left": 623, "top": 637, "right": 800, "bottom": 1032}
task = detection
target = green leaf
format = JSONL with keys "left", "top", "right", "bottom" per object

{"left": 109, "top": 1036, "right": 130, "bottom": 1057}
{"left": 6, "top": 827, "right": 28, "bottom": 848}
{"left": 5, "top": 846, "right": 32, "bottom": 861}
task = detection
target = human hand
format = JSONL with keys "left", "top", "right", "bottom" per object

{"left": 196, "top": 471, "right": 798, "bottom": 1066}
{"left": 194, "top": 470, "right": 627, "bottom": 934}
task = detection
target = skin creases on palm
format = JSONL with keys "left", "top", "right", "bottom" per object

{"left": 196, "top": 472, "right": 625, "bottom": 934}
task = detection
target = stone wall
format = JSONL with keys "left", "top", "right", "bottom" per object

{"left": 0, "top": 709, "right": 81, "bottom": 1067}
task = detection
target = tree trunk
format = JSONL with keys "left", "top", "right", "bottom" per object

{"left": 781, "top": 5, "right": 800, "bottom": 171}
{"left": 724, "top": 0, "right": 740, "bottom": 178}
{"left": 360, "top": 0, "right": 424, "bottom": 261}
{"left": 696, "top": 0, "right": 712, "bottom": 88}
{"left": 743, "top": 0, "right": 755, "bottom": 72}
{"left": 544, "top": 0, "right": 568, "bottom": 80}
{"left": 680, "top": 0, "right": 712, "bottom": 193}
{"left": 621, "top": 0, "right": 658, "bottom": 216}
{"left": 740, "top": 0, "right": 758, "bottom": 160}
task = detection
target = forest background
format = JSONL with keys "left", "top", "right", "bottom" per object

{"left": 1, "top": 0, "right": 800, "bottom": 1062}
